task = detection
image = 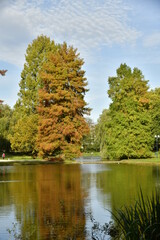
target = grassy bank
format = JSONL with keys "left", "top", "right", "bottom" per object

{"left": 119, "top": 158, "right": 160, "bottom": 165}
{"left": 1, "top": 152, "right": 160, "bottom": 166}
{"left": 81, "top": 151, "right": 101, "bottom": 157}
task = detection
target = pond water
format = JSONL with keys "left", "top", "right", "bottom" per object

{"left": 0, "top": 162, "right": 160, "bottom": 239}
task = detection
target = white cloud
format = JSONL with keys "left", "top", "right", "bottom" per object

{"left": 143, "top": 32, "right": 160, "bottom": 47}
{"left": 0, "top": 0, "right": 140, "bottom": 67}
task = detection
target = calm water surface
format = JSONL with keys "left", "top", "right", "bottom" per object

{"left": 0, "top": 162, "right": 160, "bottom": 239}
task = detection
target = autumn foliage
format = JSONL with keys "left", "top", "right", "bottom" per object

{"left": 37, "top": 43, "right": 90, "bottom": 159}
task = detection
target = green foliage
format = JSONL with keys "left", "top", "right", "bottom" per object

{"left": 149, "top": 88, "right": 160, "bottom": 138}
{"left": 95, "top": 109, "right": 110, "bottom": 158}
{"left": 10, "top": 35, "right": 58, "bottom": 154}
{"left": 37, "top": 42, "right": 90, "bottom": 159}
{"left": 0, "top": 104, "right": 12, "bottom": 151}
{"left": 112, "top": 189, "right": 160, "bottom": 240}
{"left": 90, "top": 189, "right": 160, "bottom": 240}
{"left": 17, "top": 35, "right": 57, "bottom": 115}
{"left": 9, "top": 114, "right": 38, "bottom": 154}
{"left": 98, "top": 64, "right": 153, "bottom": 160}
{"left": 82, "top": 118, "right": 100, "bottom": 153}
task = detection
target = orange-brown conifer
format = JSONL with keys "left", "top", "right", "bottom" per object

{"left": 37, "top": 43, "right": 90, "bottom": 159}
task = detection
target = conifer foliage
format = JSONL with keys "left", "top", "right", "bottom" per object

{"left": 97, "top": 64, "right": 153, "bottom": 160}
{"left": 10, "top": 36, "right": 57, "bottom": 155}
{"left": 37, "top": 43, "right": 90, "bottom": 159}
{"left": 17, "top": 35, "right": 56, "bottom": 114}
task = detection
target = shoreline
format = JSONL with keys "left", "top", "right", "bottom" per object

{"left": 0, "top": 158, "right": 160, "bottom": 166}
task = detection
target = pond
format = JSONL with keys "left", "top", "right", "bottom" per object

{"left": 0, "top": 162, "right": 160, "bottom": 239}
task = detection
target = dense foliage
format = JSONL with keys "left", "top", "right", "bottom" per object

{"left": 9, "top": 36, "right": 90, "bottom": 159}
{"left": 0, "top": 104, "right": 12, "bottom": 152}
{"left": 2, "top": 39, "right": 160, "bottom": 160}
{"left": 96, "top": 64, "right": 154, "bottom": 160}
{"left": 37, "top": 43, "right": 90, "bottom": 159}
{"left": 82, "top": 118, "right": 100, "bottom": 153}
{"left": 9, "top": 36, "right": 58, "bottom": 155}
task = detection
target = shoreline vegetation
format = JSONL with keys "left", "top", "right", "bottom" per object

{"left": 1, "top": 152, "right": 160, "bottom": 165}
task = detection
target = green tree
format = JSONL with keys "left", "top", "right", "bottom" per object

{"left": 95, "top": 109, "right": 111, "bottom": 158}
{"left": 37, "top": 42, "right": 90, "bottom": 159}
{"left": 10, "top": 35, "right": 57, "bottom": 154}
{"left": 16, "top": 35, "right": 57, "bottom": 115}
{"left": 0, "top": 104, "right": 12, "bottom": 152}
{"left": 82, "top": 118, "right": 100, "bottom": 153}
{"left": 103, "top": 64, "right": 153, "bottom": 160}
{"left": 149, "top": 88, "right": 160, "bottom": 136}
{"left": 9, "top": 114, "right": 38, "bottom": 154}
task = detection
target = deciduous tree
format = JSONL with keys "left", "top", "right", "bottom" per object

{"left": 0, "top": 104, "right": 12, "bottom": 152}
{"left": 37, "top": 43, "right": 90, "bottom": 159}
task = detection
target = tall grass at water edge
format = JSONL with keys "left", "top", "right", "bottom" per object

{"left": 91, "top": 189, "right": 160, "bottom": 240}
{"left": 112, "top": 189, "right": 160, "bottom": 239}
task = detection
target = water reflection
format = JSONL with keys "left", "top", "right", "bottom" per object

{"left": 0, "top": 163, "right": 160, "bottom": 239}
{"left": 0, "top": 165, "right": 86, "bottom": 240}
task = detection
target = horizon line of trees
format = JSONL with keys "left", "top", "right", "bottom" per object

{"left": 1, "top": 37, "right": 160, "bottom": 160}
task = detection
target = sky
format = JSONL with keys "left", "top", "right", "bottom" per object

{"left": 0, "top": 0, "right": 160, "bottom": 122}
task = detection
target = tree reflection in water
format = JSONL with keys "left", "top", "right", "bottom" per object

{"left": 3, "top": 165, "right": 87, "bottom": 240}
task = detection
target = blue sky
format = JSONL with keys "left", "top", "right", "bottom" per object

{"left": 0, "top": 0, "right": 160, "bottom": 122}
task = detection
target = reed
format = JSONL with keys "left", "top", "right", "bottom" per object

{"left": 113, "top": 188, "right": 160, "bottom": 239}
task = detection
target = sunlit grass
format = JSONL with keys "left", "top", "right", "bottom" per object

{"left": 120, "top": 158, "right": 160, "bottom": 164}
{"left": 81, "top": 151, "right": 101, "bottom": 157}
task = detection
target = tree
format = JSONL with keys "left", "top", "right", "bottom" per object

{"left": 82, "top": 118, "right": 100, "bottom": 153}
{"left": 37, "top": 43, "right": 90, "bottom": 159}
{"left": 16, "top": 35, "right": 57, "bottom": 115}
{"left": 9, "top": 114, "right": 38, "bottom": 154}
{"left": 95, "top": 109, "right": 110, "bottom": 158}
{"left": 10, "top": 35, "right": 57, "bottom": 154}
{"left": 149, "top": 88, "right": 160, "bottom": 136}
{"left": 103, "top": 64, "right": 153, "bottom": 160}
{"left": 0, "top": 104, "right": 12, "bottom": 152}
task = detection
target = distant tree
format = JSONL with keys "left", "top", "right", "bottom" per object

{"left": 37, "top": 43, "right": 90, "bottom": 159}
{"left": 95, "top": 109, "right": 110, "bottom": 158}
{"left": 82, "top": 118, "right": 100, "bottom": 153}
{"left": 103, "top": 64, "right": 153, "bottom": 160}
{"left": 0, "top": 104, "right": 12, "bottom": 152}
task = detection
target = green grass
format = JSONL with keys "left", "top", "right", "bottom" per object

{"left": 81, "top": 151, "right": 101, "bottom": 157}
{"left": 120, "top": 158, "right": 160, "bottom": 165}
{"left": 1, "top": 153, "right": 39, "bottom": 161}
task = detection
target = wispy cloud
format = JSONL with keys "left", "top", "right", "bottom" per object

{"left": 143, "top": 32, "right": 160, "bottom": 47}
{"left": 0, "top": 0, "right": 140, "bottom": 66}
